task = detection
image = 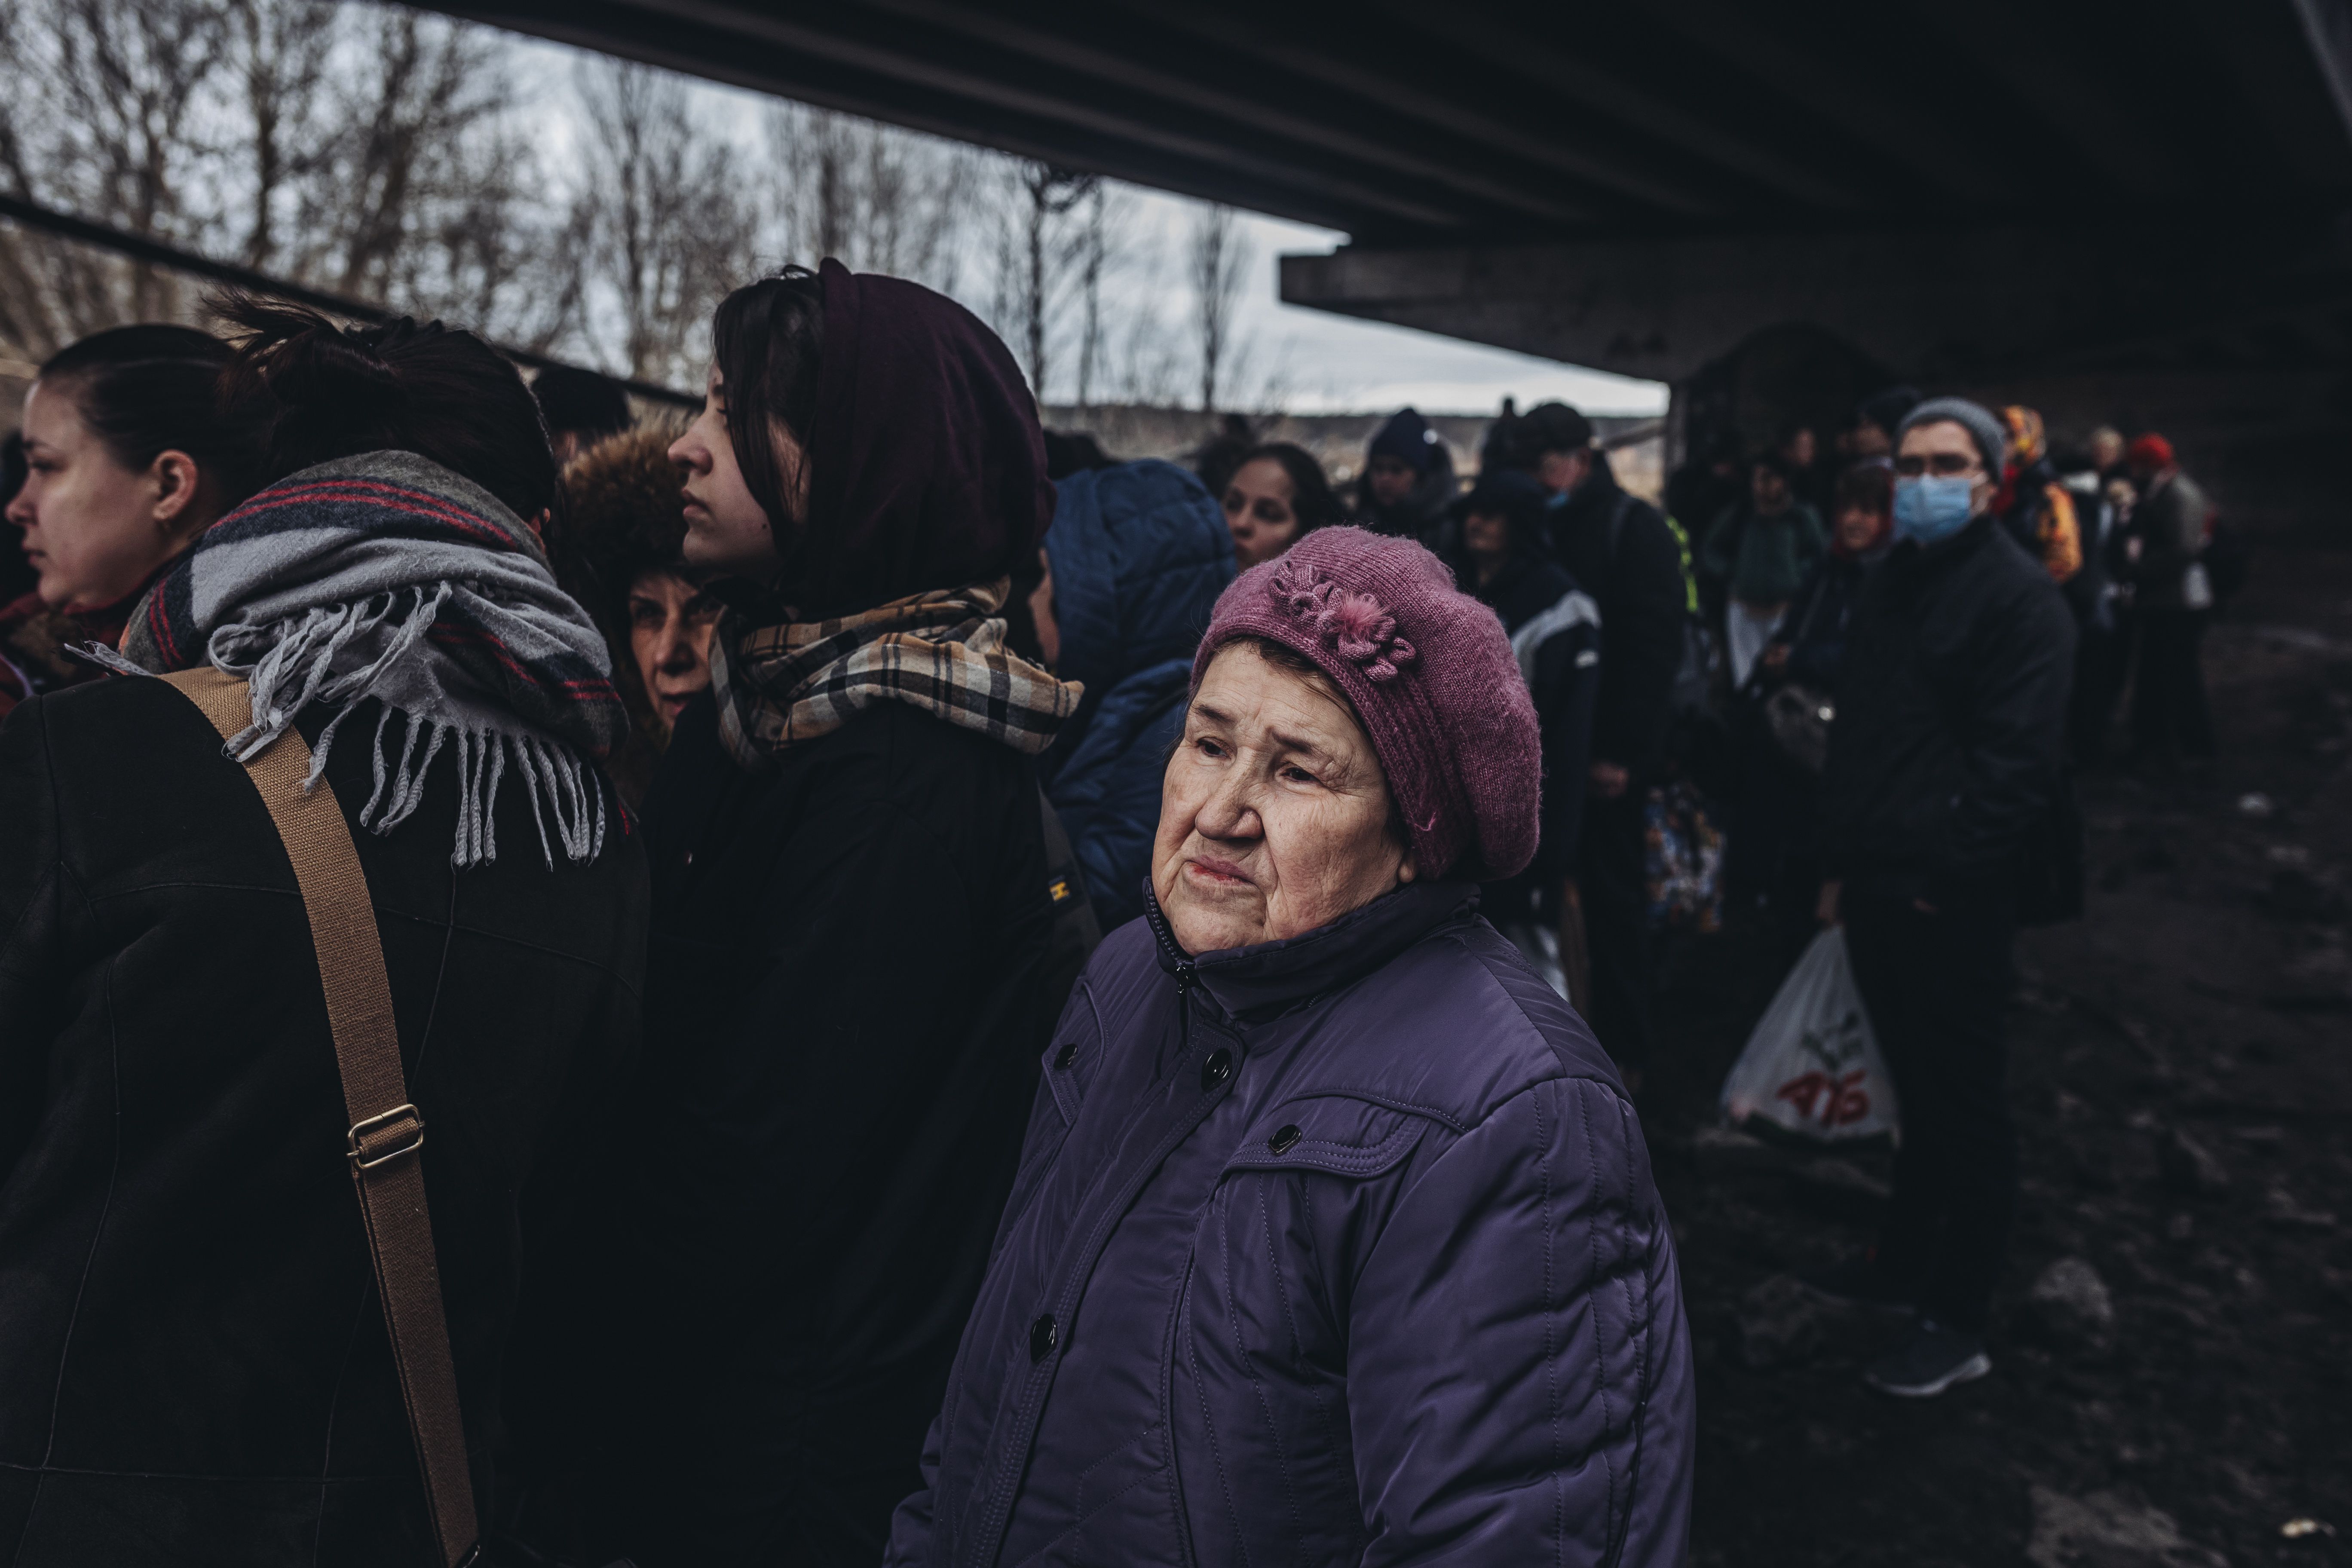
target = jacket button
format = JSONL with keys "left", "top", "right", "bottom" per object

{"left": 1269, "top": 1124, "right": 1302, "bottom": 1154}
{"left": 1054, "top": 1039, "right": 1078, "bottom": 1070}
{"left": 1200, "top": 1048, "right": 1234, "bottom": 1091}
{"left": 1029, "top": 1314, "right": 1057, "bottom": 1361}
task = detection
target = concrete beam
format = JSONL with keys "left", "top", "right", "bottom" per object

{"left": 1278, "top": 223, "right": 2352, "bottom": 384}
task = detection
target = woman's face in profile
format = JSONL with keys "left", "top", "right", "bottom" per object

{"left": 7, "top": 380, "right": 208, "bottom": 612}
{"left": 671, "top": 366, "right": 800, "bottom": 584}
{"left": 1224, "top": 457, "right": 1300, "bottom": 568}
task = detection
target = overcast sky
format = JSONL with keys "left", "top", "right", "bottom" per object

{"left": 509, "top": 35, "right": 1667, "bottom": 418}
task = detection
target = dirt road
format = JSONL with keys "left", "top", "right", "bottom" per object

{"left": 1646, "top": 543, "right": 2352, "bottom": 1568}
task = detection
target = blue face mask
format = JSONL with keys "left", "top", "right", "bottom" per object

{"left": 1893, "top": 475, "right": 1976, "bottom": 544}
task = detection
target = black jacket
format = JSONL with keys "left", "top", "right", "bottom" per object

{"left": 1819, "top": 517, "right": 2076, "bottom": 907}
{"left": 1544, "top": 464, "right": 1687, "bottom": 779}
{"left": 1451, "top": 546, "right": 1602, "bottom": 894}
{"left": 1769, "top": 549, "right": 1880, "bottom": 695}
{"left": 0, "top": 679, "right": 645, "bottom": 1567}
{"left": 581, "top": 695, "right": 1058, "bottom": 1565}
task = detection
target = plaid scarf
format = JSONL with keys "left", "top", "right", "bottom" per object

{"left": 712, "top": 579, "right": 1081, "bottom": 766}
{"left": 114, "top": 451, "right": 626, "bottom": 868}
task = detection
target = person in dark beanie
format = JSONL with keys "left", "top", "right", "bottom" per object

{"left": 886, "top": 524, "right": 1693, "bottom": 1568}
{"left": 532, "top": 364, "right": 634, "bottom": 464}
{"left": 544, "top": 263, "right": 1080, "bottom": 1567}
{"left": 0, "top": 297, "right": 645, "bottom": 1565}
{"left": 1445, "top": 466, "right": 1603, "bottom": 1009}
{"left": 1810, "top": 395, "right": 2073, "bottom": 1399}
{"left": 1513, "top": 401, "right": 1687, "bottom": 1087}
{"left": 1352, "top": 404, "right": 1456, "bottom": 547}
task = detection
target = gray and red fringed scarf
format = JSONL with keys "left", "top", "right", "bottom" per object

{"left": 712, "top": 579, "right": 1081, "bottom": 767}
{"left": 109, "top": 450, "right": 627, "bottom": 869}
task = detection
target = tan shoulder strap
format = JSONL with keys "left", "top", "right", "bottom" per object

{"left": 164, "top": 668, "right": 479, "bottom": 1568}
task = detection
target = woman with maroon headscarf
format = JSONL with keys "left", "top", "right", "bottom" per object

{"left": 527, "top": 263, "right": 1082, "bottom": 1566}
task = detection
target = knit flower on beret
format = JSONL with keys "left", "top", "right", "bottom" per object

{"left": 1268, "top": 559, "right": 1418, "bottom": 683}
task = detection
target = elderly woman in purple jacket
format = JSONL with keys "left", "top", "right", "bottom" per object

{"left": 886, "top": 527, "right": 1694, "bottom": 1568}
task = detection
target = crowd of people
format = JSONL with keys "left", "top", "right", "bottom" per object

{"left": 0, "top": 255, "right": 2230, "bottom": 1565}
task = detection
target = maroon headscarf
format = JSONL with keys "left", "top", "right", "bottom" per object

{"left": 788, "top": 258, "right": 1054, "bottom": 618}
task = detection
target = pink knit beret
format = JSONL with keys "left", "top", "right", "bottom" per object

{"left": 1189, "top": 526, "right": 1540, "bottom": 881}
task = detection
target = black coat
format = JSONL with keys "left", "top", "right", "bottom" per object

{"left": 1451, "top": 547, "right": 1602, "bottom": 893}
{"left": 1770, "top": 549, "right": 1879, "bottom": 695}
{"left": 582, "top": 695, "right": 1059, "bottom": 1565}
{"left": 1819, "top": 517, "right": 2076, "bottom": 908}
{"left": 0, "top": 679, "right": 645, "bottom": 1566}
{"left": 1544, "top": 464, "right": 1687, "bottom": 779}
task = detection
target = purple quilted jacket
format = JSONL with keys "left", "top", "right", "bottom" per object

{"left": 885, "top": 880, "right": 1694, "bottom": 1568}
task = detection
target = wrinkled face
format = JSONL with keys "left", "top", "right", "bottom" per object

{"left": 1366, "top": 453, "right": 1417, "bottom": 507}
{"left": 671, "top": 365, "right": 801, "bottom": 584}
{"left": 1752, "top": 464, "right": 1791, "bottom": 513}
{"left": 1224, "top": 457, "right": 1300, "bottom": 567}
{"left": 1834, "top": 503, "right": 1887, "bottom": 553}
{"left": 1462, "top": 508, "right": 1510, "bottom": 560}
{"left": 6, "top": 380, "right": 209, "bottom": 612}
{"left": 628, "top": 569, "right": 722, "bottom": 738}
{"left": 1153, "top": 641, "right": 1414, "bottom": 953}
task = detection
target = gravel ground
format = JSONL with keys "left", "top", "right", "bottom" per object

{"left": 1641, "top": 543, "right": 2352, "bottom": 1568}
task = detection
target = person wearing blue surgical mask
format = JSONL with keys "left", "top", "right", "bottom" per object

{"left": 1889, "top": 415, "right": 1999, "bottom": 545}
{"left": 1805, "top": 395, "right": 2075, "bottom": 1403}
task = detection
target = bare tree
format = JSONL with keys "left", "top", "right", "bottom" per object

{"left": 767, "top": 103, "right": 973, "bottom": 290}
{"left": 1188, "top": 204, "right": 1250, "bottom": 412}
{"left": 0, "top": 0, "right": 578, "bottom": 362}
{"left": 1007, "top": 164, "right": 1098, "bottom": 398}
{"left": 574, "top": 59, "right": 757, "bottom": 384}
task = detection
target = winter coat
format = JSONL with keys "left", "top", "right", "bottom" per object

{"left": 0, "top": 681, "right": 645, "bottom": 1566}
{"left": 1039, "top": 461, "right": 1234, "bottom": 931}
{"left": 1700, "top": 501, "right": 1827, "bottom": 606}
{"left": 1997, "top": 459, "right": 2084, "bottom": 586}
{"left": 2124, "top": 472, "right": 2214, "bottom": 611}
{"left": 884, "top": 880, "right": 1694, "bottom": 1568}
{"left": 1819, "top": 515, "right": 2076, "bottom": 910}
{"left": 1544, "top": 461, "right": 1687, "bottom": 780}
{"left": 571, "top": 693, "right": 1063, "bottom": 1565}
{"left": 0, "top": 587, "right": 141, "bottom": 719}
{"left": 1450, "top": 541, "right": 1602, "bottom": 900}
{"left": 1768, "top": 548, "right": 1879, "bottom": 695}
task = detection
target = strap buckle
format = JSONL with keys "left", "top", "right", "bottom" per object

{"left": 349, "top": 1103, "right": 426, "bottom": 1171}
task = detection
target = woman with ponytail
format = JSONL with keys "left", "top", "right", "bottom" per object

{"left": 0, "top": 298, "right": 646, "bottom": 1565}
{"left": 554, "top": 263, "right": 1079, "bottom": 1565}
{"left": 0, "top": 324, "right": 239, "bottom": 713}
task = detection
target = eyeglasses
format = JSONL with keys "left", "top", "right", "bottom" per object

{"left": 1893, "top": 452, "right": 1983, "bottom": 478}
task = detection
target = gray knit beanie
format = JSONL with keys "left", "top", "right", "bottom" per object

{"left": 1896, "top": 396, "right": 2007, "bottom": 478}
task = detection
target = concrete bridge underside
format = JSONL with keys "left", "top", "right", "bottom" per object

{"left": 436, "top": 0, "right": 2352, "bottom": 523}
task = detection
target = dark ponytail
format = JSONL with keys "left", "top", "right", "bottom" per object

{"left": 211, "top": 293, "right": 556, "bottom": 522}
{"left": 35, "top": 324, "right": 240, "bottom": 484}
{"left": 709, "top": 267, "right": 825, "bottom": 529}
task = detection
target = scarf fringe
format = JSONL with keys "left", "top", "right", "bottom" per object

{"left": 119, "top": 586, "right": 606, "bottom": 870}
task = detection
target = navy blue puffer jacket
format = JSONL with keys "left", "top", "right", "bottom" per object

{"left": 1038, "top": 461, "right": 1234, "bottom": 930}
{"left": 885, "top": 881, "right": 1694, "bottom": 1568}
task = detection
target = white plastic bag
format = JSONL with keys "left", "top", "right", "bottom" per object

{"left": 1719, "top": 928, "right": 1900, "bottom": 1143}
